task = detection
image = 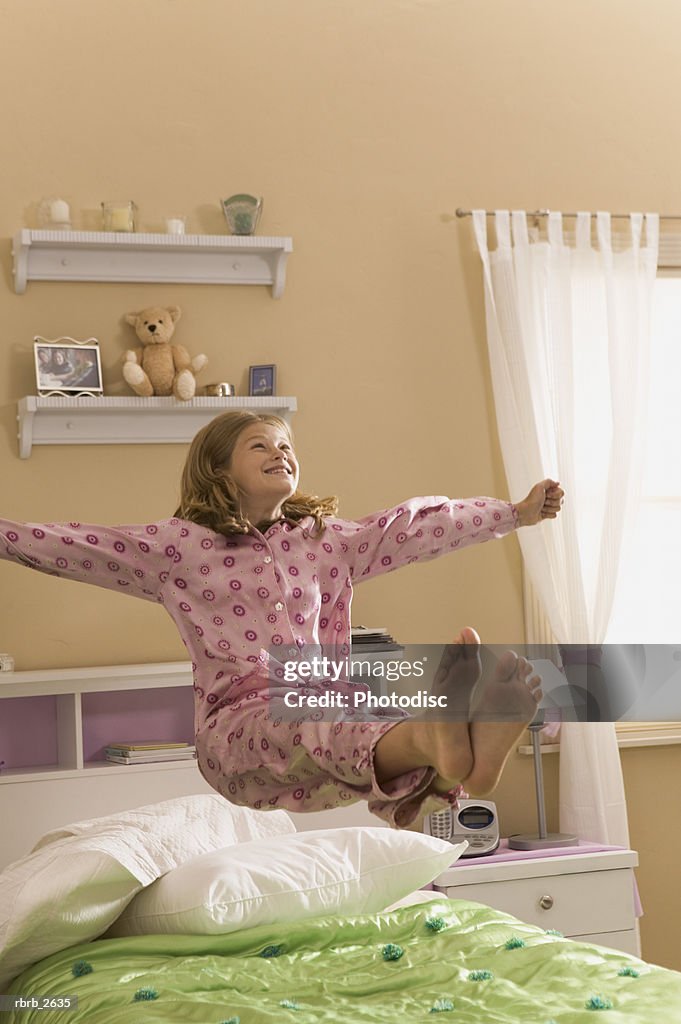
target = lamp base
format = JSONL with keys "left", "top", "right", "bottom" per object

{"left": 508, "top": 832, "right": 579, "bottom": 851}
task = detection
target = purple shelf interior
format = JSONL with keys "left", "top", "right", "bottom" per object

{"left": 82, "top": 686, "right": 194, "bottom": 762}
{"left": 0, "top": 696, "right": 59, "bottom": 769}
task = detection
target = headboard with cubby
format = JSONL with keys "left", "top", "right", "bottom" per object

{"left": 0, "top": 661, "right": 383, "bottom": 869}
{"left": 0, "top": 661, "right": 211, "bottom": 869}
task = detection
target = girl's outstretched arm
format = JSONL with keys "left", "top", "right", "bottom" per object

{"left": 335, "top": 480, "right": 564, "bottom": 583}
{"left": 0, "top": 517, "right": 185, "bottom": 603}
{"left": 335, "top": 494, "right": 519, "bottom": 583}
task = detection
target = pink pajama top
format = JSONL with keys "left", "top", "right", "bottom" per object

{"left": 0, "top": 495, "right": 519, "bottom": 825}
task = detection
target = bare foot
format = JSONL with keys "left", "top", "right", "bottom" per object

{"left": 373, "top": 627, "right": 481, "bottom": 791}
{"left": 463, "top": 652, "right": 543, "bottom": 796}
{"left": 427, "top": 627, "right": 481, "bottom": 791}
{"left": 431, "top": 626, "right": 483, "bottom": 718}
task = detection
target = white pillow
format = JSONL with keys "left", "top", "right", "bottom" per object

{"left": 107, "top": 828, "right": 467, "bottom": 937}
{"left": 31, "top": 794, "right": 295, "bottom": 879}
{"left": 0, "top": 843, "right": 141, "bottom": 989}
{"left": 0, "top": 795, "right": 295, "bottom": 988}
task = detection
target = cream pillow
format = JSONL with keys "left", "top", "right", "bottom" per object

{"left": 0, "top": 795, "right": 295, "bottom": 987}
{"left": 107, "top": 828, "right": 467, "bottom": 937}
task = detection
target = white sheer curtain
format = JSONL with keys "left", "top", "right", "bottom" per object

{"left": 472, "top": 209, "right": 659, "bottom": 845}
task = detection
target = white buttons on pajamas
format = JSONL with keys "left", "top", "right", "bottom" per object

{"left": 264, "top": 556, "right": 272, "bottom": 564}
{"left": 275, "top": 601, "right": 284, "bottom": 611}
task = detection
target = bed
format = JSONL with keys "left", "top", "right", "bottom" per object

{"left": 2, "top": 796, "right": 680, "bottom": 1023}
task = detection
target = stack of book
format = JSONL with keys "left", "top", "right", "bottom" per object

{"left": 350, "top": 626, "right": 404, "bottom": 654}
{"left": 349, "top": 626, "right": 405, "bottom": 691}
{"left": 104, "top": 741, "right": 197, "bottom": 765}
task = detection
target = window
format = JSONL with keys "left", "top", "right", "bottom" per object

{"left": 606, "top": 276, "right": 681, "bottom": 644}
{"left": 607, "top": 275, "right": 681, "bottom": 738}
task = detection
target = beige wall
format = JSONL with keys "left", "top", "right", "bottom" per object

{"left": 0, "top": 0, "right": 679, "bottom": 969}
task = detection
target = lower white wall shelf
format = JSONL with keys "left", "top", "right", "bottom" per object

{"left": 17, "top": 395, "right": 298, "bottom": 458}
{"left": 12, "top": 230, "right": 293, "bottom": 298}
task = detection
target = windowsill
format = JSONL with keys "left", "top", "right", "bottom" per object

{"left": 518, "top": 722, "right": 681, "bottom": 755}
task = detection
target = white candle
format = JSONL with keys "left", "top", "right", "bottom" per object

{"left": 50, "top": 199, "right": 70, "bottom": 224}
{"left": 165, "top": 217, "right": 185, "bottom": 235}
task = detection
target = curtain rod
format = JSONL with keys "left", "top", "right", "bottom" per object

{"left": 455, "top": 208, "right": 681, "bottom": 221}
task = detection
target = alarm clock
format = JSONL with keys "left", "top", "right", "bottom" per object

{"left": 424, "top": 799, "right": 500, "bottom": 857}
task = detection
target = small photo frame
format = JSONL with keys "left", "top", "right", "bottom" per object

{"left": 34, "top": 337, "right": 103, "bottom": 396}
{"left": 249, "top": 363, "right": 276, "bottom": 397}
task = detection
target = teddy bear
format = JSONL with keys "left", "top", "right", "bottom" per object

{"left": 122, "top": 305, "right": 207, "bottom": 401}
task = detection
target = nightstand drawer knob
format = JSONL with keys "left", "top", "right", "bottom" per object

{"left": 539, "top": 895, "right": 554, "bottom": 910}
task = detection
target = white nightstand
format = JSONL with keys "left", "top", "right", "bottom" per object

{"left": 432, "top": 845, "right": 640, "bottom": 957}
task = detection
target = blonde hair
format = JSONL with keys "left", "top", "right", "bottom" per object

{"left": 174, "top": 411, "right": 338, "bottom": 535}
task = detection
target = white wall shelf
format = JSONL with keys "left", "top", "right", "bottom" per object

{"left": 12, "top": 230, "right": 293, "bottom": 297}
{"left": 17, "top": 395, "right": 298, "bottom": 458}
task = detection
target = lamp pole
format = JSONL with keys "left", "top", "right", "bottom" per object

{"left": 508, "top": 714, "right": 578, "bottom": 850}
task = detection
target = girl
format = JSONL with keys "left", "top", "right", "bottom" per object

{"left": 0, "top": 411, "right": 562, "bottom": 827}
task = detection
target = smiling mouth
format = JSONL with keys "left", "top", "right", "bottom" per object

{"left": 264, "top": 466, "right": 291, "bottom": 475}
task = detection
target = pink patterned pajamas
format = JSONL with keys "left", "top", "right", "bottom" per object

{"left": 0, "top": 495, "right": 518, "bottom": 827}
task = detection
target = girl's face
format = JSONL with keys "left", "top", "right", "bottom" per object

{"left": 228, "top": 422, "right": 299, "bottom": 520}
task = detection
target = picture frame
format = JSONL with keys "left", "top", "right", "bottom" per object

{"left": 248, "top": 363, "right": 276, "bottom": 397}
{"left": 34, "top": 337, "right": 103, "bottom": 397}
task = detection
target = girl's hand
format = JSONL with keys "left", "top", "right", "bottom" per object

{"left": 516, "top": 479, "right": 564, "bottom": 527}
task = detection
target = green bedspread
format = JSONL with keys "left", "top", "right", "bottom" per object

{"left": 4, "top": 898, "right": 681, "bottom": 1023}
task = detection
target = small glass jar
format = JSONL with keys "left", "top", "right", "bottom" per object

{"left": 101, "top": 200, "right": 136, "bottom": 232}
{"left": 221, "top": 194, "right": 263, "bottom": 235}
